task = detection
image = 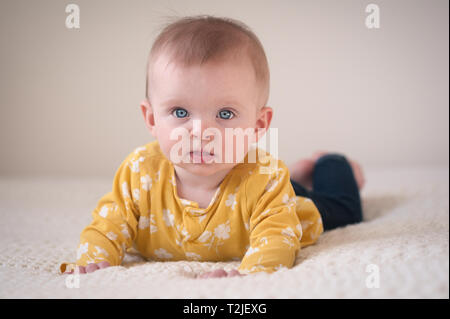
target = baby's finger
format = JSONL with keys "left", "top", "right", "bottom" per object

{"left": 97, "top": 261, "right": 110, "bottom": 269}
{"left": 85, "top": 263, "right": 99, "bottom": 273}
{"left": 77, "top": 266, "right": 86, "bottom": 274}
{"left": 197, "top": 272, "right": 208, "bottom": 279}
{"left": 227, "top": 269, "right": 242, "bottom": 277}
{"left": 210, "top": 269, "right": 228, "bottom": 278}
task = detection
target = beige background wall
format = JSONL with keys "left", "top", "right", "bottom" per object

{"left": 0, "top": 0, "right": 448, "bottom": 178}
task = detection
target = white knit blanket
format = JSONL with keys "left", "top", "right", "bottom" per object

{"left": 0, "top": 167, "right": 448, "bottom": 298}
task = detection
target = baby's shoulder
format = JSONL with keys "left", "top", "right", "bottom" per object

{"left": 128, "top": 140, "right": 165, "bottom": 160}
{"left": 121, "top": 140, "right": 170, "bottom": 177}
{"left": 235, "top": 148, "right": 290, "bottom": 189}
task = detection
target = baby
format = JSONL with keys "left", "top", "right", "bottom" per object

{"left": 61, "top": 15, "right": 365, "bottom": 278}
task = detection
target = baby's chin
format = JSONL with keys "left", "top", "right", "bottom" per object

{"left": 173, "top": 161, "right": 237, "bottom": 177}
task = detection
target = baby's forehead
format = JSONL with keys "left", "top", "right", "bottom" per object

{"left": 147, "top": 49, "right": 266, "bottom": 108}
{"left": 151, "top": 49, "right": 254, "bottom": 76}
{"left": 150, "top": 54, "right": 257, "bottom": 93}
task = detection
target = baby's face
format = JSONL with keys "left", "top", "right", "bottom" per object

{"left": 142, "top": 53, "right": 271, "bottom": 177}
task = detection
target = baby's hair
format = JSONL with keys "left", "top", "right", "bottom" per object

{"left": 145, "top": 14, "right": 270, "bottom": 108}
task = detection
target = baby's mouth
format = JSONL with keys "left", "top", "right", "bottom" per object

{"left": 189, "top": 151, "right": 215, "bottom": 163}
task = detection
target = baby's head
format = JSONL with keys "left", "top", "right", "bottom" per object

{"left": 141, "top": 15, "right": 273, "bottom": 177}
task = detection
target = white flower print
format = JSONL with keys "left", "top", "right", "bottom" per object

{"left": 214, "top": 221, "right": 230, "bottom": 240}
{"left": 296, "top": 223, "right": 303, "bottom": 239}
{"left": 120, "top": 243, "right": 127, "bottom": 256}
{"left": 154, "top": 248, "right": 173, "bottom": 260}
{"left": 121, "top": 182, "right": 130, "bottom": 199}
{"left": 132, "top": 188, "right": 140, "bottom": 202}
{"left": 260, "top": 237, "right": 268, "bottom": 245}
{"left": 282, "top": 193, "right": 297, "bottom": 213}
{"left": 76, "top": 243, "right": 89, "bottom": 260}
{"left": 150, "top": 214, "right": 158, "bottom": 234}
{"left": 129, "top": 156, "right": 145, "bottom": 173}
{"left": 301, "top": 220, "right": 313, "bottom": 231}
{"left": 197, "top": 214, "right": 206, "bottom": 223}
{"left": 265, "top": 177, "right": 279, "bottom": 192}
{"left": 94, "top": 246, "right": 109, "bottom": 257}
{"left": 181, "top": 228, "right": 191, "bottom": 242}
{"left": 198, "top": 222, "right": 231, "bottom": 254}
{"left": 282, "top": 237, "right": 295, "bottom": 248}
{"left": 99, "top": 205, "right": 109, "bottom": 218}
{"left": 106, "top": 231, "right": 117, "bottom": 241}
{"left": 284, "top": 194, "right": 297, "bottom": 205}
{"left": 281, "top": 227, "right": 296, "bottom": 238}
{"left": 282, "top": 227, "right": 297, "bottom": 248}
{"left": 134, "top": 146, "right": 146, "bottom": 154}
{"left": 186, "top": 252, "right": 202, "bottom": 261}
{"left": 198, "top": 231, "right": 212, "bottom": 243}
{"left": 141, "top": 175, "right": 152, "bottom": 191}
{"left": 163, "top": 209, "right": 174, "bottom": 227}
{"left": 139, "top": 216, "right": 149, "bottom": 229}
{"left": 120, "top": 224, "right": 130, "bottom": 239}
{"left": 273, "top": 167, "right": 284, "bottom": 177}
{"left": 244, "top": 265, "right": 267, "bottom": 274}
{"left": 260, "top": 209, "right": 271, "bottom": 217}
{"left": 180, "top": 198, "right": 192, "bottom": 206}
{"left": 225, "top": 193, "right": 237, "bottom": 210}
{"left": 244, "top": 246, "right": 259, "bottom": 257}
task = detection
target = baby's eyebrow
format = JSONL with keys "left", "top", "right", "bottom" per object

{"left": 160, "top": 98, "right": 184, "bottom": 106}
{"left": 160, "top": 97, "right": 242, "bottom": 108}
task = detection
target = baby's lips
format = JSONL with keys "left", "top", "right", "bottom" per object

{"left": 191, "top": 150, "right": 214, "bottom": 156}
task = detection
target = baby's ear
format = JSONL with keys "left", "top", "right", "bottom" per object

{"left": 254, "top": 106, "right": 273, "bottom": 142}
{"left": 140, "top": 99, "right": 156, "bottom": 137}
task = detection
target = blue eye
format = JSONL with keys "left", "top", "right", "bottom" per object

{"left": 173, "top": 108, "right": 188, "bottom": 118}
{"left": 217, "top": 109, "right": 234, "bottom": 120}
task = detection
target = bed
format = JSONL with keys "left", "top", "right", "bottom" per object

{"left": 0, "top": 166, "right": 448, "bottom": 298}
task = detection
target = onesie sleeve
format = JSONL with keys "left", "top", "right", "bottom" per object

{"left": 60, "top": 154, "right": 141, "bottom": 273}
{"left": 238, "top": 160, "right": 302, "bottom": 274}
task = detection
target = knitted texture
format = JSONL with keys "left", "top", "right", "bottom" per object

{"left": 0, "top": 167, "right": 448, "bottom": 298}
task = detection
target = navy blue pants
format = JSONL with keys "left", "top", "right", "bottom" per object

{"left": 290, "top": 153, "right": 363, "bottom": 231}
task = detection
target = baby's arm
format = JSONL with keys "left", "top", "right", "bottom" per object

{"left": 61, "top": 154, "right": 141, "bottom": 274}
{"left": 238, "top": 163, "right": 302, "bottom": 274}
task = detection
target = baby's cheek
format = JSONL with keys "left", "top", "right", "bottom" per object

{"left": 223, "top": 132, "right": 252, "bottom": 163}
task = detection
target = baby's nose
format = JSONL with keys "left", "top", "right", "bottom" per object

{"left": 190, "top": 119, "right": 217, "bottom": 140}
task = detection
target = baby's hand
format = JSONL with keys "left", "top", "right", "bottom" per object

{"left": 63, "top": 261, "right": 110, "bottom": 274}
{"left": 197, "top": 268, "right": 244, "bottom": 279}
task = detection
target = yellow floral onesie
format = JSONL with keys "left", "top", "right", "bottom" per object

{"left": 60, "top": 141, "right": 323, "bottom": 274}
